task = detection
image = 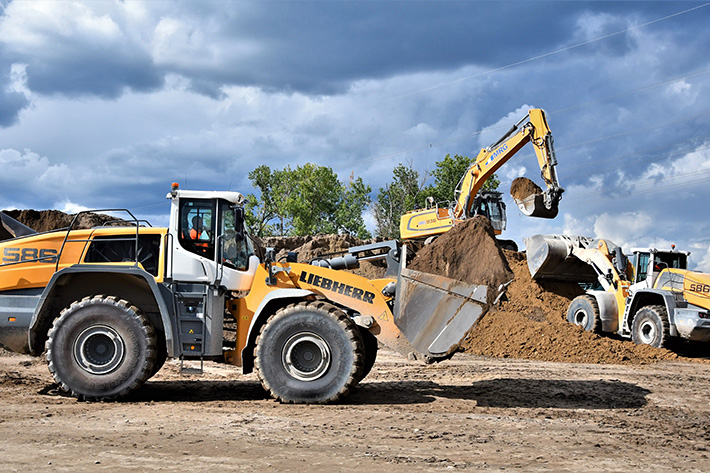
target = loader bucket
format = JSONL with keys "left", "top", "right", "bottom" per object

{"left": 392, "top": 267, "right": 488, "bottom": 360}
{"left": 513, "top": 191, "right": 559, "bottom": 219}
{"left": 0, "top": 211, "right": 37, "bottom": 241}
{"left": 524, "top": 234, "right": 597, "bottom": 282}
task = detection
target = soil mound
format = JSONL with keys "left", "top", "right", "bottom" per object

{"left": 510, "top": 177, "right": 542, "bottom": 200}
{"left": 2, "top": 209, "right": 123, "bottom": 233}
{"left": 408, "top": 216, "right": 513, "bottom": 303}
{"left": 459, "top": 250, "right": 680, "bottom": 364}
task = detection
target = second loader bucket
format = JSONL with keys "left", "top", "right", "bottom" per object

{"left": 524, "top": 234, "right": 597, "bottom": 282}
{"left": 393, "top": 266, "right": 488, "bottom": 360}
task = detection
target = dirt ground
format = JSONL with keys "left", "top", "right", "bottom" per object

{"left": 1, "top": 348, "right": 710, "bottom": 473}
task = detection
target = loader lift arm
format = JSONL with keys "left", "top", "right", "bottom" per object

{"left": 400, "top": 108, "right": 564, "bottom": 241}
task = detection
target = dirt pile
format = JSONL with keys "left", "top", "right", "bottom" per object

{"left": 408, "top": 216, "right": 513, "bottom": 303}
{"left": 2, "top": 209, "right": 123, "bottom": 233}
{"left": 459, "top": 250, "right": 680, "bottom": 364}
{"left": 510, "top": 177, "right": 542, "bottom": 200}
{"left": 400, "top": 214, "right": 680, "bottom": 364}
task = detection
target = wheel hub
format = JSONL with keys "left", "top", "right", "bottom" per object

{"left": 573, "top": 309, "right": 588, "bottom": 327}
{"left": 638, "top": 320, "right": 656, "bottom": 344}
{"left": 282, "top": 332, "right": 331, "bottom": 381}
{"left": 73, "top": 325, "right": 126, "bottom": 375}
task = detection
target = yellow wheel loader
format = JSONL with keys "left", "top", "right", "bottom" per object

{"left": 0, "top": 184, "right": 490, "bottom": 403}
{"left": 399, "top": 108, "right": 564, "bottom": 249}
{"left": 525, "top": 234, "right": 710, "bottom": 348}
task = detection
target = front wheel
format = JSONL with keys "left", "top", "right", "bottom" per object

{"left": 46, "top": 295, "right": 157, "bottom": 400}
{"left": 631, "top": 305, "right": 670, "bottom": 348}
{"left": 254, "top": 301, "right": 364, "bottom": 403}
{"left": 566, "top": 295, "right": 601, "bottom": 332}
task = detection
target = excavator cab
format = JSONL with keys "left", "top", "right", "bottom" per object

{"left": 471, "top": 191, "right": 507, "bottom": 234}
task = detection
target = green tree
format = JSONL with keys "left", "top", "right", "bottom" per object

{"left": 421, "top": 153, "right": 500, "bottom": 207}
{"left": 373, "top": 162, "right": 426, "bottom": 239}
{"left": 335, "top": 175, "right": 372, "bottom": 239}
{"left": 245, "top": 165, "right": 294, "bottom": 237}
{"left": 286, "top": 163, "right": 342, "bottom": 235}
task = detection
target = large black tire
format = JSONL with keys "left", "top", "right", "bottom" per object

{"left": 254, "top": 301, "right": 364, "bottom": 403}
{"left": 357, "top": 327, "right": 378, "bottom": 384}
{"left": 631, "top": 305, "right": 670, "bottom": 348}
{"left": 46, "top": 295, "right": 157, "bottom": 401}
{"left": 566, "top": 295, "right": 601, "bottom": 332}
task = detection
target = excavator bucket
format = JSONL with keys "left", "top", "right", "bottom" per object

{"left": 514, "top": 190, "right": 560, "bottom": 219}
{"left": 393, "top": 265, "right": 488, "bottom": 360}
{"left": 524, "top": 234, "right": 597, "bottom": 282}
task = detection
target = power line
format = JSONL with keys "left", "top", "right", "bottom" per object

{"left": 389, "top": 2, "right": 710, "bottom": 101}
{"left": 563, "top": 167, "right": 710, "bottom": 203}
{"left": 350, "top": 67, "right": 710, "bottom": 167}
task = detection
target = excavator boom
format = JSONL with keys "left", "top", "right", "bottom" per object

{"left": 400, "top": 108, "right": 564, "bottom": 241}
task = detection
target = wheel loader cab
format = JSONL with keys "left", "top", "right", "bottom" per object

{"left": 472, "top": 192, "right": 506, "bottom": 234}
{"left": 631, "top": 249, "right": 688, "bottom": 289}
{"left": 167, "top": 184, "right": 258, "bottom": 291}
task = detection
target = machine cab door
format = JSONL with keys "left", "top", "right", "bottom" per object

{"left": 214, "top": 200, "right": 259, "bottom": 291}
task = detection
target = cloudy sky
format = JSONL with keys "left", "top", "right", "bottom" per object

{"left": 1, "top": 0, "right": 710, "bottom": 270}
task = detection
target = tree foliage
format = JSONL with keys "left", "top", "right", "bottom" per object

{"left": 421, "top": 153, "right": 500, "bottom": 206}
{"left": 245, "top": 164, "right": 371, "bottom": 238}
{"left": 372, "top": 162, "right": 427, "bottom": 239}
{"left": 245, "top": 154, "right": 500, "bottom": 240}
{"left": 372, "top": 155, "right": 500, "bottom": 239}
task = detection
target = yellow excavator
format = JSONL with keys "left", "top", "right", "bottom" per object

{"left": 526, "top": 234, "right": 710, "bottom": 348}
{"left": 399, "top": 108, "right": 564, "bottom": 248}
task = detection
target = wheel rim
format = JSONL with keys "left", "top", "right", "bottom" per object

{"left": 282, "top": 332, "right": 331, "bottom": 381}
{"left": 573, "top": 309, "right": 589, "bottom": 327}
{"left": 73, "top": 325, "right": 126, "bottom": 375}
{"left": 638, "top": 320, "right": 656, "bottom": 345}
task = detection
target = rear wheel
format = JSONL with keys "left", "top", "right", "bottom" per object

{"left": 566, "top": 295, "right": 601, "bottom": 332}
{"left": 46, "top": 295, "right": 157, "bottom": 400}
{"left": 254, "top": 301, "right": 364, "bottom": 403}
{"left": 631, "top": 305, "right": 670, "bottom": 348}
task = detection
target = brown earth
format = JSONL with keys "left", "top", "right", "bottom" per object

{"left": 510, "top": 176, "right": 543, "bottom": 200}
{"left": 461, "top": 250, "right": 684, "bottom": 364}
{"left": 2, "top": 348, "right": 710, "bottom": 472}
{"left": 408, "top": 216, "right": 513, "bottom": 303}
{"left": 2, "top": 209, "right": 127, "bottom": 233}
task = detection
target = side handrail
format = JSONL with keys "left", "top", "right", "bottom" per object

{"left": 54, "top": 209, "right": 145, "bottom": 272}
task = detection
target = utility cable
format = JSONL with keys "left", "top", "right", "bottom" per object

{"left": 349, "top": 68, "right": 710, "bottom": 168}
{"left": 390, "top": 2, "right": 710, "bottom": 100}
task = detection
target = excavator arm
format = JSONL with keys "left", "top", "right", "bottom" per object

{"left": 399, "top": 108, "right": 563, "bottom": 241}
{"left": 453, "top": 108, "right": 563, "bottom": 219}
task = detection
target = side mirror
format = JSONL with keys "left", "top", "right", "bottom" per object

{"left": 234, "top": 206, "right": 245, "bottom": 235}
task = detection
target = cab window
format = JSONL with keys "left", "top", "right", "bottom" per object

{"left": 178, "top": 199, "right": 215, "bottom": 259}
{"left": 634, "top": 252, "right": 649, "bottom": 283}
